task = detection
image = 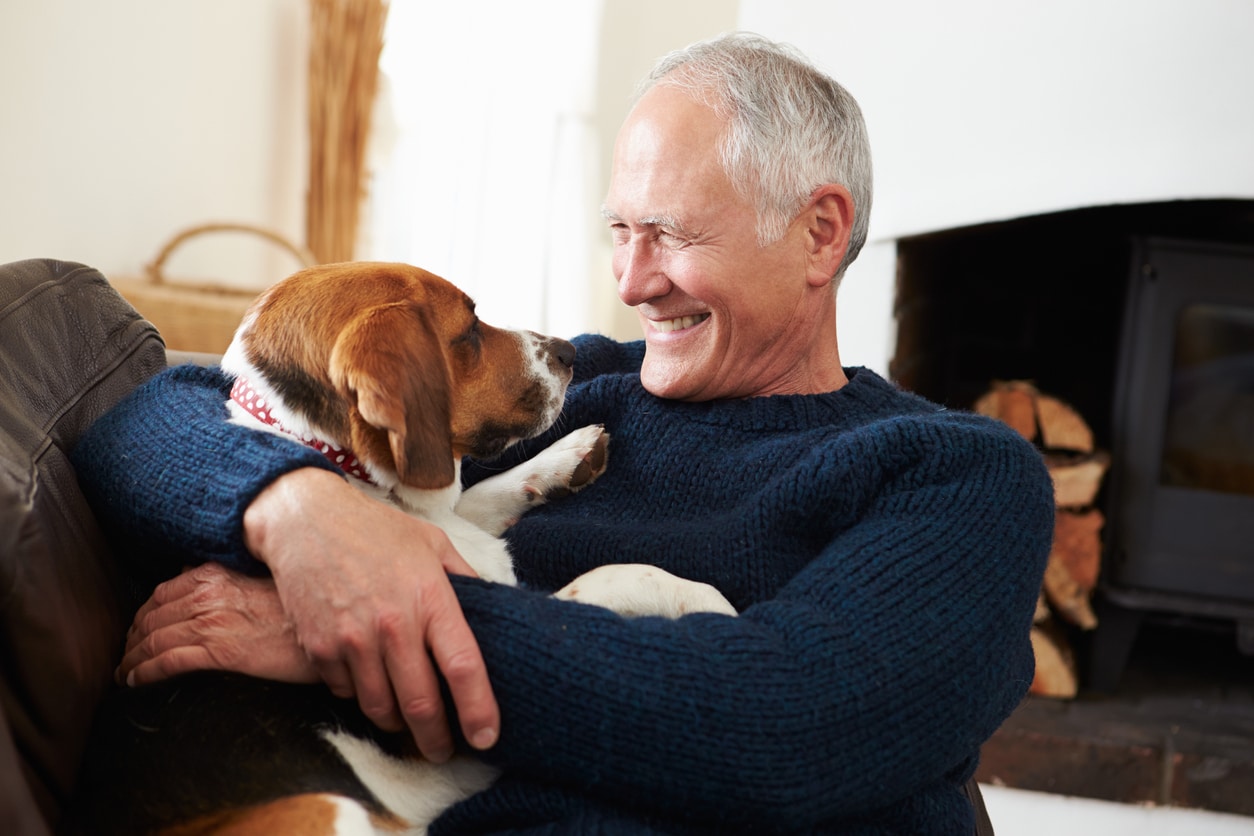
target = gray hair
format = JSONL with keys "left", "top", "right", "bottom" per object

{"left": 639, "top": 32, "right": 873, "bottom": 282}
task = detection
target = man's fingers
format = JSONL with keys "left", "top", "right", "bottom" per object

{"left": 120, "top": 614, "right": 205, "bottom": 680}
{"left": 438, "top": 642, "right": 500, "bottom": 753}
{"left": 126, "top": 596, "right": 198, "bottom": 653}
{"left": 379, "top": 611, "right": 454, "bottom": 762}
{"left": 127, "top": 563, "right": 245, "bottom": 646}
{"left": 149, "top": 562, "right": 235, "bottom": 605}
{"left": 343, "top": 652, "right": 405, "bottom": 733}
{"left": 147, "top": 566, "right": 207, "bottom": 604}
{"left": 424, "top": 597, "right": 500, "bottom": 754}
{"left": 125, "top": 645, "right": 216, "bottom": 687}
{"left": 312, "top": 658, "right": 358, "bottom": 701}
{"left": 126, "top": 571, "right": 202, "bottom": 642}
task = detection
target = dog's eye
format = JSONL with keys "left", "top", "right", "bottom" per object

{"left": 452, "top": 317, "right": 482, "bottom": 353}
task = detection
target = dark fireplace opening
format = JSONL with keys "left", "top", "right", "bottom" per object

{"left": 891, "top": 199, "right": 1254, "bottom": 690}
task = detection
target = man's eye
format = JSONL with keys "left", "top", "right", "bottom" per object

{"left": 658, "top": 230, "right": 687, "bottom": 248}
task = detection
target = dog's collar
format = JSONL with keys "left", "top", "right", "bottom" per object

{"left": 230, "top": 376, "right": 374, "bottom": 484}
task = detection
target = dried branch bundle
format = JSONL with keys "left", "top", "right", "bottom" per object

{"left": 306, "top": 0, "right": 389, "bottom": 264}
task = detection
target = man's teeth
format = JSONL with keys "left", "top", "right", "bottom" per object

{"left": 653, "top": 313, "right": 710, "bottom": 333}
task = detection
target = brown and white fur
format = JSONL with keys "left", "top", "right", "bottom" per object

{"left": 123, "top": 261, "right": 732, "bottom": 835}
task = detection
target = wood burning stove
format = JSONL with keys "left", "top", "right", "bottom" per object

{"left": 1092, "top": 237, "right": 1254, "bottom": 688}
{"left": 891, "top": 201, "right": 1254, "bottom": 691}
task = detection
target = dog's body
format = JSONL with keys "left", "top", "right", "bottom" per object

{"left": 72, "top": 263, "right": 734, "bottom": 836}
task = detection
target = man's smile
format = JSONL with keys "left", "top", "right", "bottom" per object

{"left": 650, "top": 313, "right": 710, "bottom": 333}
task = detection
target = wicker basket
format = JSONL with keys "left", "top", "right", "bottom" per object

{"left": 110, "top": 223, "right": 316, "bottom": 354}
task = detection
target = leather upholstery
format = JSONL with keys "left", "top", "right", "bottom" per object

{"left": 0, "top": 260, "right": 165, "bottom": 833}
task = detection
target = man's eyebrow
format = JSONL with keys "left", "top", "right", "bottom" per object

{"left": 599, "top": 207, "right": 693, "bottom": 235}
{"left": 640, "top": 214, "right": 688, "bottom": 231}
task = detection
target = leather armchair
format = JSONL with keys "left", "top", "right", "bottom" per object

{"left": 0, "top": 259, "right": 167, "bottom": 834}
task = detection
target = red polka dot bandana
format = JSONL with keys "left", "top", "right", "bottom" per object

{"left": 230, "top": 376, "right": 373, "bottom": 484}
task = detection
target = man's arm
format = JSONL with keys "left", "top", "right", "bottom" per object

{"left": 71, "top": 364, "right": 336, "bottom": 576}
{"left": 440, "top": 418, "right": 1054, "bottom": 829}
{"left": 73, "top": 365, "right": 500, "bottom": 762}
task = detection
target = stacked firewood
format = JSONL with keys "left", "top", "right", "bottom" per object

{"left": 974, "top": 381, "right": 1110, "bottom": 698}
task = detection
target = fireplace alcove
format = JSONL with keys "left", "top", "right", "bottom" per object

{"left": 889, "top": 198, "right": 1254, "bottom": 691}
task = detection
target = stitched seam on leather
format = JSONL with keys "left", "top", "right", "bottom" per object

{"left": 17, "top": 267, "right": 162, "bottom": 438}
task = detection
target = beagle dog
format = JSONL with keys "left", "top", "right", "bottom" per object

{"left": 220, "top": 260, "right": 611, "bottom": 587}
{"left": 71, "top": 262, "right": 733, "bottom": 836}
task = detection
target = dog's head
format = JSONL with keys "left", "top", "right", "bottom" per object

{"left": 227, "top": 262, "right": 574, "bottom": 490}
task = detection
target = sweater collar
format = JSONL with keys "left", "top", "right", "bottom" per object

{"left": 649, "top": 367, "right": 936, "bottom": 431}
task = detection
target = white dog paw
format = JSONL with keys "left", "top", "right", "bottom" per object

{"left": 455, "top": 425, "right": 609, "bottom": 536}
{"left": 553, "top": 564, "right": 737, "bottom": 619}
{"left": 521, "top": 424, "right": 609, "bottom": 503}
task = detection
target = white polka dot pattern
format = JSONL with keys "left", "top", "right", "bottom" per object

{"left": 230, "top": 376, "right": 372, "bottom": 483}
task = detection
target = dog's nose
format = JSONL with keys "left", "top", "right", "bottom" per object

{"left": 553, "top": 339, "right": 576, "bottom": 370}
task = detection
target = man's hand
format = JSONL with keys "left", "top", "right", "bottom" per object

{"left": 121, "top": 562, "right": 318, "bottom": 685}
{"left": 242, "top": 467, "right": 500, "bottom": 764}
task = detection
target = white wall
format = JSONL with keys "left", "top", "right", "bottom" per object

{"left": 0, "top": 0, "right": 306, "bottom": 290}
{"left": 5, "top": 1, "right": 1251, "bottom": 373}
{"left": 741, "top": 0, "right": 1254, "bottom": 372}
{"left": 0, "top": 0, "right": 735, "bottom": 316}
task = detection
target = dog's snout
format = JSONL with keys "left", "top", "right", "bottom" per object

{"left": 553, "top": 339, "right": 576, "bottom": 370}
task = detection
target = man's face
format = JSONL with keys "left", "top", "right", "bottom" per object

{"left": 603, "top": 85, "right": 817, "bottom": 402}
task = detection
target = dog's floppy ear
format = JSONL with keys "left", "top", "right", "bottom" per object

{"left": 328, "top": 302, "right": 456, "bottom": 489}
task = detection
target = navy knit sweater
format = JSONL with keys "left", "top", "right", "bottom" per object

{"left": 72, "top": 334, "right": 1054, "bottom": 835}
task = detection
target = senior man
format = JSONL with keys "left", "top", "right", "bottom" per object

{"left": 75, "top": 32, "right": 1051, "bottom": 834}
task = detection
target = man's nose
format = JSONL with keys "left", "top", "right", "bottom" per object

{"left": 615, "top": 238, "right": 669, "bottom": 307}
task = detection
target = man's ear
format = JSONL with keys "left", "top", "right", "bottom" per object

{"left": 804, "top": 184, "right": 855, "bottom": 288}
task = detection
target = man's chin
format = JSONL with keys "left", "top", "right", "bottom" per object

{"left": 640, "top": 358, "right": 704, "bottom": 401}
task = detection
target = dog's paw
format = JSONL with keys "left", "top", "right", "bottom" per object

{"left": 553, "top": 564, "right": 737, "bottom": 619}
{"left": 455, "top": 425, "right": 609, "bottom": 535}
{"left": 521, "top": 424, "right": 609, "bottom": 503}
